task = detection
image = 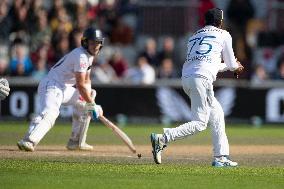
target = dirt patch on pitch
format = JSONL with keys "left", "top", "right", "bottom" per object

{"left": 1, "top": 145, "right": 283, "bottom": 166}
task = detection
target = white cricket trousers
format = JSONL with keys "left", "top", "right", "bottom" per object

{"left": 26, "top": 77, "right": 80, "bottom": 145}
{"left": 163, "top": 76, "right": 229, "bottom": 156}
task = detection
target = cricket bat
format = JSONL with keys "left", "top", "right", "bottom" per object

{"left": 99, "top": 115, "right": 137, "bottom": 154}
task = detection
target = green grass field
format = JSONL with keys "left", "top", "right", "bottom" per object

{"left": 0, "top": 122, "right": 284, "bottom": 189}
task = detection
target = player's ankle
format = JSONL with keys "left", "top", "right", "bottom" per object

{"left": 160, "top": 134, "right": 168, "bottom": 144}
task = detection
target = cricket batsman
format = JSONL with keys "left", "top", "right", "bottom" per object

{"left": 17, "top": 27, "right": 104, "bottom": 151}
{"left": 151, "top": 8, "right": 244, "bottom": 167}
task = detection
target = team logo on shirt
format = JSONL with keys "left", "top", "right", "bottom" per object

{"left": 80, "top": 61, "right": 88, "bottom": 69}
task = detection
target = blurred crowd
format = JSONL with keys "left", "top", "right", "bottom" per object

{"left": 0, "top": 0, "right": 179, "bottom": 85}
{"left": 0, "top": 0, "right": 284, "bottom": 84}
{"left": 197, "top": 0, "right": 284, "bottom": 83}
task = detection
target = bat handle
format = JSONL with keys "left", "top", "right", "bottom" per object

{"left": 98, "top": 115, "right": 106, "bottom": 120}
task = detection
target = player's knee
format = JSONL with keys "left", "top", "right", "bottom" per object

{"left": 209, "top": 111, "right": 224, "bottom": 127}
{"left": 73, "top": 100, "right": 87, "bottom": 118}
{"left": 31, "top": 115, "right": 43, "bottom": 125}
{"left": 196, "top": 121, "right": 207, "bottom": 132}
{"left": 42, "top": 110, "right": 59, "bottom": 126}
{"left": 73, "top": 98, "right": 86, "bottom": 111}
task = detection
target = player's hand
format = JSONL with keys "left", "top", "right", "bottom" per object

{"left": 0, "top": 78, "right": 10, "bottom": 100}
{"left": 85, "top": 102, "right": 103, "bottom": 120}
{"left": 91, "top": 89, "right": 96, "bottom": 100}
{"left": 234, "top": 60, "right": 244, "bottom": 78}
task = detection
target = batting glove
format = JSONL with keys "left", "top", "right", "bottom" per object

{"left": 85, "top": 103, "right": 103, "bottom": 120}
{"left": 0, "top": 78, "right": 10, "bottom": 100}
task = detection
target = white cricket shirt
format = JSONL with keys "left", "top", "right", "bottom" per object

{"left": 182, "top": 25, "right": 239, "bottom": 82}
{"left": 47, "top": 47, "right": 94, "bottom": 87}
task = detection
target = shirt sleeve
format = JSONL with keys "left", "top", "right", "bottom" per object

{"left": 218, "top": 63, "right": 228, "bottom": 72}
{"left": 222, "top": 33, "right": 239, "bottom": 71}
{"left": 74, "top": 54, "right": 90, "bottom": 73}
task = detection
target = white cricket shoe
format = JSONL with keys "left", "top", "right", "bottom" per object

{"left": 17, "top": 140, "right": 35, "bottom": 152}
{"left": 66, "top": 139, "right": 93, "bottom": 151}
{"left": 212, "top": 156, "right": 238, "bottom": 167}
{"left": 79, "top": 143, "right": 93, "bottom": 151}
{"left": 150, "top": 133, "right": 167, "bottom": 164}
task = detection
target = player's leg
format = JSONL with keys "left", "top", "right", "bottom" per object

{"left": 151, "top": 77, "right": 211, "bottom": 164}
{"left": 162, "top": 77, "right": 211, "bottom": 142}
{"left": 208, "top": 98, "right": 238, "bottom": 167}
{"left": 208, "top": 98, "right": 229, "bottom": 156}
{"left": 67, "top": 99, "right": 93, "bottom": 150}
{"left": 63, "top": 87, "right": 94, "bottom": 150}
{"left": 17, "top": 80, "right": 62, "bottom": 151}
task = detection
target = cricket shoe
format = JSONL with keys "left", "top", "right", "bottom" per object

{"left": 79, "top": 143, "right": 93, "bottom": 151}
{"left": 212, "top": 156, "right": 238, "bottom": 167}
{"left": 66, "top": 139, "right": 93, "bottom": 151}
{"left": 17, "top": 140, "right": 35, "bottom": 152}
{"left": 150, "top": 133, "right": 167, "bottom": 164}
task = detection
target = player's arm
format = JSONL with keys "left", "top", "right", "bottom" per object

{"left": 75, "top": 71, "right": 93, "bottom": 103}
{"left": 85, "top": 70, "right": 92, "bottom": 89}
{"left": 218, "top": 59, "right": 242, "bottom": 73}
{"left": 218, "top": 62, "right": 228, "bottom": 72}
{"left": 221, "top": 33, "right": 244, "bottom": 73}
{"left": 75, "top": 70, "right": 103, "bottom": 119}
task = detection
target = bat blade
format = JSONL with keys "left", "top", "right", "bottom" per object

{"left": 99, "top": 115, "right": 136, "bottom": 153}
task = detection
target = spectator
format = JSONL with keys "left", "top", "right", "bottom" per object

{"left": 126, "top": 56, "right": 156, "bottom": 84}
{"left": 0, "top": 1, "right": 12, "bottom": 44}
{"left": 110, "top": 16, "right": 134, "bottom": 45}
{"left": 157, "top": 36, "right": 180, "bottom": 70}
{"left": 40, "top": 40, "right": 56, "bottom": 70}
{"left": 27, "top": 0, "right": 44, "bottom": 31}
{"left": 97, "top": 0, "right": 118, "bottom": 37}
{"left": 10, "top": 41, "right": 33, "bottom": 76}
{"left": 59, "top": 0, "right": 83, "bottom": 21}
{"left": 139, "top": 37, "right": 159, "bottom": 68}
{"left": 198, "top": 0, "right": 215, "bottom": 27}
{"left": 226, "top": 0, "right": 255, "bottom": 62}
{"left": 69, "top": 13, "right": 88, "bottom": 49}
{"left": 31, "top": 45, "right": 48, "bottom": 81}
{"left": 48, "top": 0, "right": 64, "bottom": 21}
{"left": 53, "top": 33, "right": 70, "bottom": 62}
{"left": 117, "top": 0, "right": 139, "bottom": 17}
{"left": 86, "top": 0, "right": 100, "bottom": 22}
{"left": 157, "top": 58, "right": 178, "bottom": 78}
{"left": 108, "top": 50, "right": 128, "bottom": 78}
{"left": 137, "top": 56, "right": 155, "bottom": 84}
{"left": 0, "top": 44, "right": 9, "bottom": 76}
{"left": 254, "top": 48, "right": 277, "bottom": 75}
{"left": 50, "top": 7, "right": 72, "bottom": 34}
{"left": 273, "top": 56, "right": 284, "bottom": 80}
{"left": 128, "top": 56, "right": 155, "bottom": 84}
{"left": 117, "top": 0, "right": 139, "bottom": 34}
{"left": 8, "top": 0, "right": 25, "bottom": 24}
{"left": 9, "top": 1, "right": 29, "bottom": 34}
{"left": 251, "top": 64, "right": 269, "bottom": 84}
{"left": 92, "top": 61, "right": 118, "bottom": 83}
{"left": 227, "top": 0, "right": 255, "bottom": 30}
{"left": 30, "top": 8, "right": 52, "bottom": 52}
{"left": 0, "top": 55, "right": 9, "bottom": 76}
{"left": 73, "top": 13, "right": 89, "bottom": 31}
{"left": 69, "top": 28, "right": 83, "bottom": 50}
